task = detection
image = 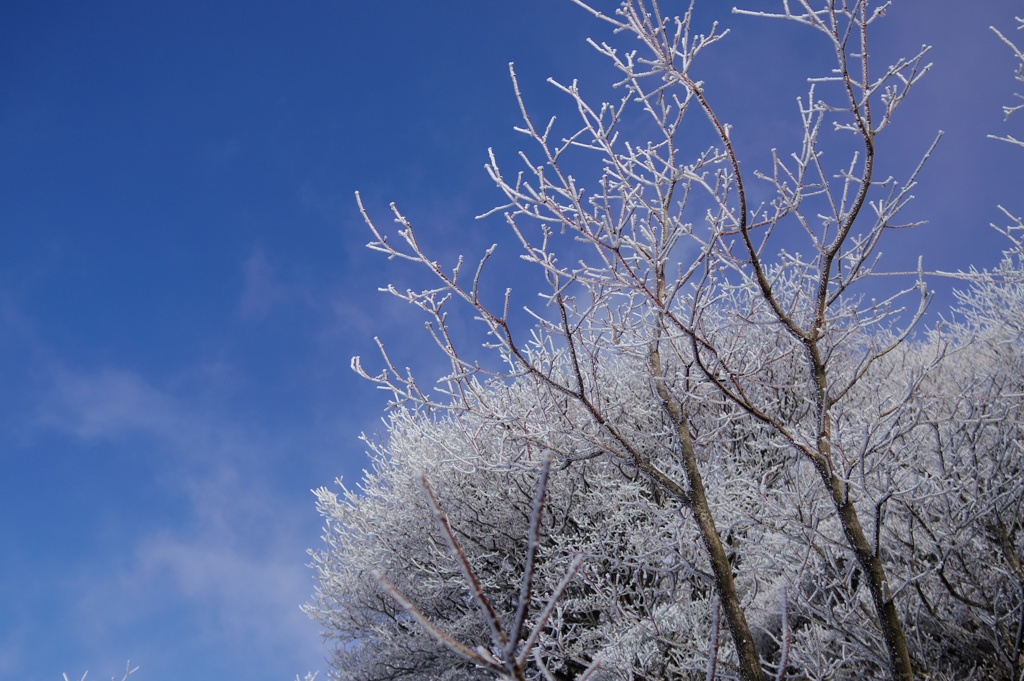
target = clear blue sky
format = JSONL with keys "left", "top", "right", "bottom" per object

{"left": 1, "top": 2, "right": 1020, "bottom": 680}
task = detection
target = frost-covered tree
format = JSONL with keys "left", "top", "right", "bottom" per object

{"left": 307, "top": 2, "right": 1023, "bottom": 680}
{"left": 892, "top": 66, "right": 1024, "bottom": 672}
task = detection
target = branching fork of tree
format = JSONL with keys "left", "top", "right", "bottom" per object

{"left": 308, "top": 3, "right": 1024, "bottom": 680}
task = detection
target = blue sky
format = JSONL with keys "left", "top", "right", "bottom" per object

{"left": 1, "top": 2, "right": 1021, "bottom": 680}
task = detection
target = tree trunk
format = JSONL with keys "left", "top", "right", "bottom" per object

{"left": 679, "top": 417, "right": 768, "bottom": 681}
{"left": 652, "top": 343, "right": 766, "bottom": 681}
{"left": 819, "top": 459, "right": 914, "bottom": 680}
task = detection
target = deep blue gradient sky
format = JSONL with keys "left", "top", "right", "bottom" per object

{"left": 1, "top": 2, "right": 1021, "bottom": 680}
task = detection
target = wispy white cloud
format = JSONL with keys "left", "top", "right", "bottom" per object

{"left": 238, "top": 249, "right": 288, "bottom": 322}
{"left": 36, "top": 367, "right": 182, "bottom": 442}
{"left": 68, "top": 481, "right": 326, "bottom": 678}
{"left": 0, "top": 636, "right": 26, "bottom": 681}
{"left": 129, "top": 471, "right": 324, "bottom": 658}
{"left": 21, "top": 359, "right": 328, "bottom": 678}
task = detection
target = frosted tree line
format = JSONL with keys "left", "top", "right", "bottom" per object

{"left": 305, "top": 2, "right": 1024, "bottom": 679}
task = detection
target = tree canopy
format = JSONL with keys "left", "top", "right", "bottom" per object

{"left": 307, "top": 3, "right": 1024, "bottom": 679}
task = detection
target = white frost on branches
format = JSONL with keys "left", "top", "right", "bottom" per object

{"left": 63, "top": 662, "right": 138, "bottom": 681}
{"left": 990, "top": 16, "right": 1024, "bottom": 148}
{"left": 308, "top": 2, "right": 1024, "bottom": 680}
